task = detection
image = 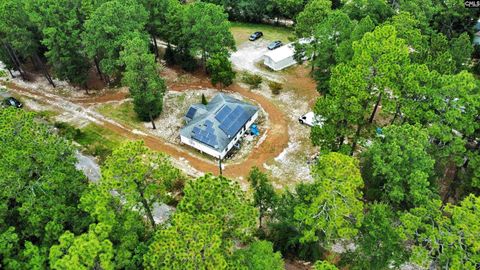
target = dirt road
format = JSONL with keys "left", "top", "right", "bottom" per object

{"left": 1, "top": 73, "right": 289, "bottom": 179}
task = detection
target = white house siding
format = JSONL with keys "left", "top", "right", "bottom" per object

{"left": 180, "top": 135, "right": 222, "bottom": 159}
{"left": 221, "top": 110, "right": 259, "bottom": 159}
{"left": 180, "top": 111, "right": 259, "bottom": 159}
{"left": 264, "top": 55, "right": 297, "bottom": 71}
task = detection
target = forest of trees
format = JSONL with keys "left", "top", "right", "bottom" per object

{"left": 0, "top": 0, "right": 236, "bottom": 127}
{"left": 1, "top": 0, "right": 480, "bottom": 269}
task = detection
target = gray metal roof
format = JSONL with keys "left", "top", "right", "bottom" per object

{"left": 180, "top": 93, "right": 258, "bottom": 153}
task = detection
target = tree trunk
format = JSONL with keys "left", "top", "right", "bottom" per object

{"left": 391, "top": 103, "right": 401, "bottom": 125}
{"left": 311, "top": 43, "right": 317, "bottom": 73}
{"left": 152, "top": 35, "right": 159, "bottom": 60}
{"left": 350, "top": 123, "right": 363, "bottom": 156}
{"left": 4, "top": 43, "right": 25, "bottom": 80}
{"left": 336, "top": 120, "right": 346, "bottom": 151}
{"left": 337, "top": 135, "right": 344, "bottom": 151}
{"left": 202, "top": 51, "right": 207, "bottom": 73}
{"left": 30, "top": 56, "right": 39, "bottom": 71}
{"left": 34, "top": 53, "right": 55, "bottom": 87}
{"left": 259, "top": 210, "right": 263, "bottom": 229}
{"left": 143, "top": 197, "right": 156, "bottom": 229}
{"left": 104, "top": 75, "right": 110, "bottom": 86}
{"left": 138, "top": 187, "right": 156, "bottom": 229}
{"left": 218, "top": 158, "right": 223, "bottom": 175}
{"left": 369, "top": 92, "right": 382, "bottom": 124}
{"left": 351, "top": 101, "right": 369, "bottom": 156}
{"left": 94, "top": 56, "right": 104, "bottom": 80}
{"left": 7, "top": 68, "right": 14, "bottom": 78}
{"left": 149, "top": 113, "right": 156, "bottom": 129}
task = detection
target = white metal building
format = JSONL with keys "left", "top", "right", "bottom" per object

{"left": 263, "top": 44, "right": 297, "bottom": 71}
{"left": 263, "top": 38, "right": 313, "bottom": 71}
{"left": 180, "top": 93, "right": 259, "bottom": 159}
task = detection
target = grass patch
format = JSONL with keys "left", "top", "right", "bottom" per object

{"left": 96, "top": 101, "right": 142, "bottom": 128}
{"left": 268, "top": 81, "right": 283, "bottom": 95}
{"left": 229, "top": 22, "right": 294, "bottom": 46}
{"left": 55, "top": 122, "right": 125, "bottom": 163}
{"left": 77, "top": 123, "right": 126, "bottom": 163}
{"left": 177, "top": 93, "right": 186, "bottom": 103}
{"left": 241, "top": 72, "right": 263, "bottom": 89}
{"left": 34, "top": 110, "right": 59, "bottom": 120}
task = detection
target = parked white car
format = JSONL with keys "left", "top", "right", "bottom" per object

{"left": 298, "top": 112, "right": 323, "bottom": 127}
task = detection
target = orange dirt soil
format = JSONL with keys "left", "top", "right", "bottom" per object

{"left": 2, "top": 68, "right": 289, "bottom": 179}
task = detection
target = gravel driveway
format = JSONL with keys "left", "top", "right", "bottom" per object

{"left": 230, "top": 40, "right": 281, "bottom": 81}
{"left": 0, "top": 87, "right": 10, "bottom": 98}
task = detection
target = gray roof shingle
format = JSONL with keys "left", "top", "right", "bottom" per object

{"left": 180, "top": 93, "right": 258, "bottom": 152}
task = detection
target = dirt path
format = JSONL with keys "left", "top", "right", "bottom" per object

{"left": 1, "top": 74, "right": 289, "bottom": 179}
{"left": 73, "top": 89, "right": 128, "bottom": 104}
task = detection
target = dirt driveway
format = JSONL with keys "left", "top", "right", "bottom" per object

{"left": 230, "top": 39, "right": 281, "bottom": 81}
{"left": 0, "top": 69, "right": 288, "bottom": 182}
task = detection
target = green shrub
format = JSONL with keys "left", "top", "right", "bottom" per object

{"left": 242, "top": 73, "right": 263, "bottom": 89}
{"left": 0, "top": 70, "right": 7, "bottom": 78}
{"left": 54, "top": 122, "right": 82, "bottom": 140}
{"left": 85, "top": 144, "right": 112, "bottom": 164}
{"left": 176, "top": 49, "right": 197, "bottom": 72}
{"left": 35, "top": 111, "right": 57, "bottom": 121}
{"left": 206, "top": 53, "right": 235, "bottom": 87}
{"left": 201, "top": 94, "right": 208, "bottom": 105}
{"left": 164, "top": 44, "right": 176, "bottom": 65}
{"left": 268, "top": 81, "right": 283, "bottom": 95}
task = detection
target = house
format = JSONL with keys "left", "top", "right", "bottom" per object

{"left": 263, "top": 38, "right": 313, "bottom": 71}
{"left": 180, "top": 93, "right": 259, "bottom": 159}
{"left": 263, "top": 43, "right": 297, "bottom": 71}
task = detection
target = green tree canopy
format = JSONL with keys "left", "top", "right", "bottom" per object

{"left": 182, "top": 2, "right": 236, "bottom": 68}
{"left": 248, "top": 167, "right": 277, "bottom": 228}
{"left": 79, "top": 185, "right": 150, "bottom": 269}
{"left": 342, "top": 0, "right": 393, "bottom": 25}
{"left": 231, "top": 240, "right": 284, "bottom": 270}
{"left": 0, "top": 108, "right": 90, "bottom": 267}
{"left": 311, "top": 63, "right": 369, "bottom": 154}
{"left": 49, "top": 223, "right": 114, "bottom": 270}
{"left": 0, "top": 1, "right": 41, "bottom": 79}
{"left": 120, "top": 34, "right": 166, "bottom": 128}
{"left": 101, "top": 141, "right": 183, "bottom": 229}
{"left": 295, "top": 0, "right": 331, "bottom": 38}
{"left": 274, "top": 0, "right": 308, "bottom": 19}
{"left": 313, "top": 260, "right": 338, "bottom": 270}
{"left": 207, "top": 52, "right": 236, "bottom": 87}
{"left": 309, "top": 10, "right": 353, "bottom": 94}
{"left": 144, "top": 212, "right": 228, "bottom": 270}
{"left": 177, "top": 174, "right": 257, "bottom": 242}
{"left": 384, "top": 12, "right": 429, "bottom": 64}
{"left": 362, "top": 124, "right": 436, "bottom": 210}
{"left": 293, "top": 152, "right": 364, "bottom": 246}
{"left": 29, "top": 0, "right": 90, "bottom": 86}
{"left": 399, "top": 195, "right": 480, "bottom": 269}
{"left": 82, "top": 0, "right": 148, "bottom": 79}
{"left": 348, "top": 203, "right": 407, "bottom": 269}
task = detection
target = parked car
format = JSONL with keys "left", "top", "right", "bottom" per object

{"left": 267, "top": 41, "right": 283, "bottom": 50}
{"left": 299, "top": 112, "right": 323, "bottom": 127}
{"left": 249, "top": 31, "right": 263, "bottom": 41}
{"left": 3, "top": 97, "right": 22, "bottom": 108}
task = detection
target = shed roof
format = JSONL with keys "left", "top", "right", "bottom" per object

{"left": 180, "top": 93, "right": 258, "bottom": 152}
{"left": 264, "top": 44, "right": 295, "bottom": 62}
